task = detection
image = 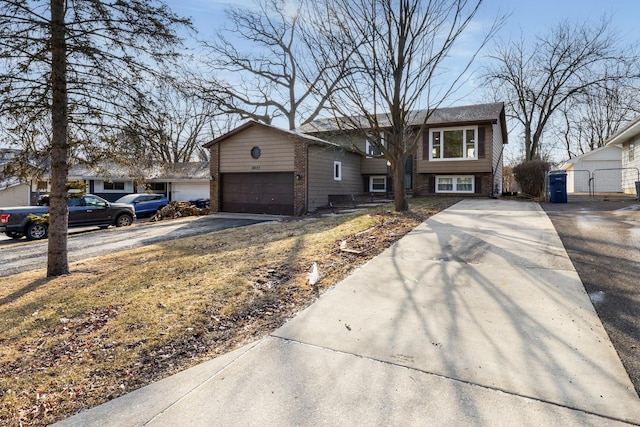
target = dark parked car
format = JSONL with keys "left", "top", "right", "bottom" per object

{"left": 115, "top": 193, "right": 169, "bottom": 216}
{"left": 0, "top": 194, "right": 135, "bottom": 240}
{"left": 189, "top": 198, "right": 210, "bottom": 209}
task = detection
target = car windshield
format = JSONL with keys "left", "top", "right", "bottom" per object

{"left": 115, "top": 195, "right": 138, "bottom": 203}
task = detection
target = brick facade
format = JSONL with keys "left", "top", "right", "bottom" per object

{"left": 413, "top": 172, "right": 494, "bottom": 197}
{"left": 208, "top": 144, "right": 220, "bottom": 213}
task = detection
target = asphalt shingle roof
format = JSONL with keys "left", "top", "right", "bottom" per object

{"left": 297, "top": 102, "right": 505, "bottom": 133}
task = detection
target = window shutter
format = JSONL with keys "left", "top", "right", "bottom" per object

{"left": 475, "top": 176, "right": 482, "bottom": 194}
{"left": 477, "top": 127, "right": 485, "bottom": 158}
{"left": 422, "top": 129, "right": 429, "bottom": 160}
{"left": 428, "top": 176, "right": 435, "bottom": 193}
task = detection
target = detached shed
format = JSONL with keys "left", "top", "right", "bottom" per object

{"left": 560, "top": 145, "right": 622, "bottom": 193}
{"left": 204, "top": 121, "right": 362, "bottom": 215}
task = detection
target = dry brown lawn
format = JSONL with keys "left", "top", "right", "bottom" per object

{"left": 0, "top": 197, "right": 460, "bottom": 426}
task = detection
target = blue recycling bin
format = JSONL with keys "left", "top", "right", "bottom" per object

{"left": 548, "top": 171, "right": 567, "bottom": 203}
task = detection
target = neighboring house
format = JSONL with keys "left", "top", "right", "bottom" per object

{"left": 203, "top": 121, "right": 362, "bottom": 215}
{"left": 0, "top": 179, "right": 31, "bottom": 207}
{"left": 559, "top": 145, "right": 623, "bottom": 193}
{"left": 205, "top": 103, "right": 508, "bottom": 216}
{"left": 606, "top": 116, "right": 640, "bottom": 195}
{"left": 36, "top": 162, "right": 210, "bottom": 203}
{"left": 0, "top": 149, "right": 31, "bottom": 207}
{"left": 299, "top": 102, "right": 508, "bottom": 199}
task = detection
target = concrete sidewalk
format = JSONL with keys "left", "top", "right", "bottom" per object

{"left": 55, "top": 199, "right": 640, "bottom": 426}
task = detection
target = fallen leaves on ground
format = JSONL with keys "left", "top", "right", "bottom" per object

{"left": 0, "top": 198, "right": 458, "bottom": 426}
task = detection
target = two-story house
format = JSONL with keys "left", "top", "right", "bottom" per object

{"left": 205, "top": 103, "right": 508, "bottom": 216}
{"left": 299, "top": 102, "right": 508, "bottom": 198}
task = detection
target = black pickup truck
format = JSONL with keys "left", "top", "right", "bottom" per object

{"left": 0, "top": 194, "right": 136, "bottom": 240}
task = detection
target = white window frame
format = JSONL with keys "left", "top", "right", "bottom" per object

{"left": 333, "top": 161, "right": 342, "bottom": 181}
{"left": 365, "top": 134, "right": 385, "bottom": 158}
{"left": 430, "top": 126, "right": 478, "bottom": 161}
{"left": 435, "top": 175, "right": 475, "bottom": 193}
{"left": 369, "top": 175, "right": 387, "bottom": 192}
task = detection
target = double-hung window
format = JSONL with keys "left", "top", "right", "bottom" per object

{"left": 369, "top": 176, "right": 386, "bottom": 192}
{"left": 436, "top": 176, "right": 474, "bottom": 193}
{"left": 430, "top": 127, "right": 477, "bottom": 161}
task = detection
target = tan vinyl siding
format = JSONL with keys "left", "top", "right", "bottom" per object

{"left": 307, "top": 146, "right": 361, "bottom": 210}
{"left": 361, "top": 157, "right": 388, "bottom": 174}
{"left": 219, "top": 126, "right": 295, "bottom": 173}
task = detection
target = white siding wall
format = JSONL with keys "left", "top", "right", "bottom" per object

{"left": 622, "top": 138, "right": 640, "bottom": 194}
{"left": 0, "top": 183, "right": 31, "bottom": 207}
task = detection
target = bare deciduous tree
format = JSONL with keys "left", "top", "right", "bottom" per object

{"left": 0, "top": 0, "right": 190, "bottom": 276}
{"left": 120, "top": 78, "right": 217, "bottom": 163}
{"left": 559, "top": 82, "right": 640, "bottom": 158}
{"left": 485, "top": 18, "right": 639, "bottom": 161}
{"left": 200, "top": 0, "right": 347, "bottom": 130}
{"left": 310, "top": 0, "right": 501, "bottom": 211}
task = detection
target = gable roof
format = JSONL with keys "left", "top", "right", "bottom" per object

{"left": 559, "top": 144, "right": 622, "bottom": 170}
{"left": 297, "top": 102, "right": 506, "bottom": 135}
{"left": 203, "top": 120, "right": 342, "bottom": 149}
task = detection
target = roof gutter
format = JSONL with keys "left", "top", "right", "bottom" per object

{"left": 606, "top": 116, "right": 640, "bottom": 146}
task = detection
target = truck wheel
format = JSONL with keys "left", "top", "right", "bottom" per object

{"left": 115, "top": 214, "right": 133, "bottom": 227}
{"left": 26, "top": 223, "right": 48, "bottom": 240}
{"left": 5, "top": 231, "right": 22, "bottom": 239}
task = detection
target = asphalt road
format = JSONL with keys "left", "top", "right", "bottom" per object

{"left": 0, "top": 215, "right": 265, "bottom": 277}
{"left": 543, "top": 196, "right": 640, "bottom": 396}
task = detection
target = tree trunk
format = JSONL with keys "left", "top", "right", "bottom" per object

{"left": 524, "top": 126, "right": 534, "bottom": 161}
{"left": 47, "top": 0, "right": 70, "bottom": 277}
{"left": 392, "top": 158, "right": 408, "bottom": 212}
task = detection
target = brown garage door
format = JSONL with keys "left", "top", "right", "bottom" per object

{"left": 221, "top": 172, "right": 294, "bottom": 215}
